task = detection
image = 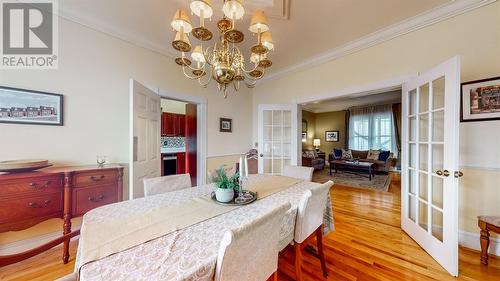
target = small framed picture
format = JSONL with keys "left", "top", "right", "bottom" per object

{"left": 461, "top": 77, "right": 500, "bottom": 122}
{"left": 0, "top": 86, "right": 63, "bottom": 126}
{"left": 220, "top": 118, "right": 232, "bottom": 132}
{"left": 325, "top": 130, "right": 339, "bottom": 142}
{"left": 301, "top": 132, "right": 307, "bottom": 143}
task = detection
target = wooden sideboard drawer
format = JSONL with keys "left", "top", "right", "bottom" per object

{"left": 0, "top": 175, "right": 63, "bottom": 197}
{"left": 72, "top": 184, "right": 117, "bottom": 216}
{"left": 0, "top": 192, "right": 63, "bottom": 224}
{"left": 73, "top": 170, "right": 117, "bottom": 188}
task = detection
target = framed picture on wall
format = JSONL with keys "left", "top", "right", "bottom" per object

{"left": 220, "top": 118, "right": 232, "bottom": 132}
{"left": 461, "top": 77, "right": 500, "bottom": 122}
{"left": 302, "top": 120, "right": 307, "bottom": 133}
{"left": 325, "top": 130, "right": 339, "bottom": 142}
{"left": 0, "top": 86, "right": 63, "bottom": 126}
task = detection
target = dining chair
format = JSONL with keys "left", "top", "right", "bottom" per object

{"left": 294, "top": 180, "right": 334, "bottom": 281}
{"left": 143, "top": 173, "right": 191, "bottom": 197}
{"left": 215, "top": 202, "right": 291, "bottom": 281}
{"left": 283, "top": 165, "right": 314, "bottom": 181}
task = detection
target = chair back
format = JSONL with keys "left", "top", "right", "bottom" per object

{"left": 283, "top": 165, "right": 314, "bottom": 181}
{"left": 215, "top": 202, "right": 291, "bottom": 281}
{"left": 294, "top": 181, "right": 333, "bottom": 243}
{"left": 143, "top": 173, "right": 191, "bottom": 197}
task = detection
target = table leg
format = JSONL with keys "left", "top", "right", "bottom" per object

{"left": 329, "top": 163, "right": 332, "bottom": 175}
{"left": 369, "top": 166, "right": 372, "bottom": 181}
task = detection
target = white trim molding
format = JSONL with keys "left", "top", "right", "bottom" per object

{"left": 460, "top": 230, "right": 500, "bottom": 257}
{"left": 262, "top": 0, "right": 497, "bottom": 83}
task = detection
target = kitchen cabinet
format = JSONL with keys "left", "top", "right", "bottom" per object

{"left": 161, "top": 113, "right": 186, "bottom": 137}
{"left": 176, "top": 152, "right": 186, "bottom": 174}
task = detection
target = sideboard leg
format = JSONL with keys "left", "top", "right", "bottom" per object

{"left": 63, "top": 172, "right": 74, "bottom": 264}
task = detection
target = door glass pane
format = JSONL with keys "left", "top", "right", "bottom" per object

{"left": 409, "top": 117, "right": 417, "bottom": 141}
{"left": 263, "top": 126, "right": 272, "bottom": 141}
{"left": 264, "top": 159, "right": 272, "bottom": 173}
{"left": 419, "top": 172, "right": 428, "bottom": 201}
{"left": 283, "top": 127, "right": 291, "bottom": 142}
{"left": 409, "top": 89, "right": 417, "bottom": 115}
{"left": 264, "top": 111, "right": 272, "bottom": 125}
{"left": 409, "top": 169, "right": 417, "bottom": 195}
{"left": 272, "top": 110, "right": 282, "bottom": 125}
{"left": 419, "top": 114, "right": 429, "bottom": 141}
{"left": 432, "top": 144, "right": 444, "bottom": 173}
{"left": 283, "top": 143, "right": 291, "bottom": 158}
{"left": 409, "top": 195, "right": 416, "bottom": 222}
{"left": 272, "top": 143, "right": 282, "bottom": 157}
{"left": 432, "top": 176, "right": 444, "bottom": 209}
{"left": 433, "top": 76, "right": 446, "bottom": 109}
{"left": 283, "top": 111, "right": 291, "bottom": 126}
{"left": 273, "top": 127, "right": 282, "bottom": 142}
{"left": 419, "top": 201, "right": 428, "bottom": 231}
{"left": 273, "top": 159, "right": 283, "bottom": 174}
{"left": 419, "top": 83, "right": 430, "bottom": 113}
{"left": 263, "top": 142, "right": 272, "bottom": 157}
{"left": 419, "top": 144, "right": 428, "bottom": 171}
{"left": 409, "top": 144, "right": 417, "bottom": 168}
{"left": 432, "top": 110, "right": 444, "bottom": 142}
{"left": 432, "top": 208, "right": 444, "bottom": 242}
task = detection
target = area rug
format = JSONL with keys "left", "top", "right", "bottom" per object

{"left": 312, "top": 168, "right": 392, "bottom": 192}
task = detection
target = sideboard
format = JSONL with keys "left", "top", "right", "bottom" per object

{"left": 0, "top": 164, "right": 123, "bottom": 267}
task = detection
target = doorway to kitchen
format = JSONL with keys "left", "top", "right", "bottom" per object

{"left": 160, "top": 98, "right": 197, "bottom": 186}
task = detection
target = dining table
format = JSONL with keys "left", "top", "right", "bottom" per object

{"left": 76, "top": 174, "right": 334, "bottom": 281}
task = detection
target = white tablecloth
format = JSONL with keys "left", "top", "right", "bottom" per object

{"left": 78, "top": 175, "right": 334, "bottom": 281}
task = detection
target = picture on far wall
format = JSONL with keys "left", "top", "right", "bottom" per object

{"left": 325, "top": 130, "right": 339, "bottom": 142}
{"left": 461, "top": 76, "right": 500, "bottom": 122}
{"left": 220, "top": 118, "right": 232, "bottom": 132}
{"left": 0, "top": 86, "right": 63, "bottom": 126}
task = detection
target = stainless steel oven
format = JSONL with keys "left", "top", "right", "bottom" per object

{"left": 163, "top": 154, "right": 177, "bottom": 176}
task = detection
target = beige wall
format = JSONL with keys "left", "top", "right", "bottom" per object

{"left": 314, "top": 111, "right": 346, "bottom": 154}
{"left": 0, "top": 18, "right": 253, "bottom": 246}
{"left": 253, "top": 2, "right": 500, "bottom": 238}
{"left": 301, "top": 110, "right": 316, "bottom": 150}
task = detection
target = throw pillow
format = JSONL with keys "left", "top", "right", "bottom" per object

{"left": 367, "top": 149, "right": 381, "bottom": 160}
{"left": 342, "top": 149, "right": 353, "bottom": 159}
{"left": 333, "top": 148, "right": 343, "bottom": 159}
{"left": 378, "top": 150, "right": 391, "bottom": 161}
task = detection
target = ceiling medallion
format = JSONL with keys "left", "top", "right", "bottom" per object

{"left": 170, "top": 0, "right": 274, "bottom": 98}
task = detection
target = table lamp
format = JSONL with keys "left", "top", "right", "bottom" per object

{"left": 313, "top": 139, "right": 321, "bottom": 152}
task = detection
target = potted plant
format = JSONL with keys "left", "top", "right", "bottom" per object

{"left": 211, "top": 167, "right": 239, "bottom": 203}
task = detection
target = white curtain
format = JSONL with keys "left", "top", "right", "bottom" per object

{"left": 348, "top": 104, "right": 397, "bottom": 156}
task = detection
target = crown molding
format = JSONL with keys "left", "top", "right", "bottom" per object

{"left": 262, "top": 0, "right": 497, "bottom": 83}
{"left": 58, "top": 8, "right": 178, "bottom": 59}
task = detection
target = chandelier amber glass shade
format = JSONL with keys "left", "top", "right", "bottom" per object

{"left": 249, "top": 10, "right": 269, "bottom": 33}
{"left": 171, "top": 9, "right": 193, "bottom": 33}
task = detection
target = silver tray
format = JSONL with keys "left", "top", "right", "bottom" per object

{"left": 211, "top": 190, "right": 257, "bottom": 206}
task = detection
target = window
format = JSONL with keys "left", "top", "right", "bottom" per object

{"left": 348, "top": 104, "right": 397, "bottom": 155}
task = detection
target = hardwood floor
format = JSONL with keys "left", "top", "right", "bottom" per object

{"left": 1, "top": 172, "right": 499, "bottom": 280}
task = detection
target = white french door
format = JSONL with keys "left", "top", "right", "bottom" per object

{"left": 401, "top": 57, "right": 461, "bottom": 276}
{"left": 129, "top": 80, "right": 161, "bottom": 199}
{"left": 258, "top": 104, "right": 299, "bottom": 175}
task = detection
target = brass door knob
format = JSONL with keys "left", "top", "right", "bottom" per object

{"left": 443, "top": 170, "right": 450, "bottom": 177}
{"left": 436, "top": 170, "right": 443, "bottom": 176}
{"left": 455, "top": 171, "right": 464, "bottom": 178}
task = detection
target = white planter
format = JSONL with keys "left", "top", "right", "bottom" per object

{"left": 215, "top": 188, "right": 234, "bottom": 203}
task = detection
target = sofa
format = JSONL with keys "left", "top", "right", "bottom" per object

{"left": 329, "top": 149, "right": 394, "bottom": 173}
{"left": 302, "top": 150, "right": 325, "bottom": 171}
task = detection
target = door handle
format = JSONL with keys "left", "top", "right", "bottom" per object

{"left": 454, "top": 171, "right": 464, "bottom": 178}
{"left": 436, "top": 170, "right": 450, "bottom": 177}
{"left": 259, "top": 154, "right": 263, "bottom": 157}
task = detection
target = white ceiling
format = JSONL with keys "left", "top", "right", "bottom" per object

{"left": 302, "top": 90, "right": 401, "bottom": 113}
{"left": 59, "top": 0, "right": 451, "bottom": 72}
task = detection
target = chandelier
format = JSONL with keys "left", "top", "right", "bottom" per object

{"left": 170, "top": 0, "right": 274, "bottom": 98}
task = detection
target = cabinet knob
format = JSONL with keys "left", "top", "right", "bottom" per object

{"left": 28, "top": 200, "right": 51, "bottom": 208}
{"left": 88, "top": 194, "right": 105, "bottom": 202}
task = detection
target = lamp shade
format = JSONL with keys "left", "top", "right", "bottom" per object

{"left": 222, "top": 0, "right": 245, "bottom": 20}
{"left": 261, "top": 31, "right": 274, "bottom": 51}
{"left": 249, "top": 10, "right": 269, "bottom": 33}
{"left": 191, "top": 45, "right": 205, "bottom": 62}
{"left": 190, "top": 0, "right": 213, "bottom": 18}
{"left": 313, "top": 139, "right": 321, "bottom": 146}
{"left": 172, "top": 31, "right": 191, "bottom": 52}
{"left": 171, "top": 9, "right": 193, "bottom": 33}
